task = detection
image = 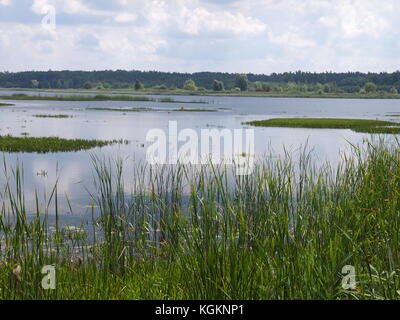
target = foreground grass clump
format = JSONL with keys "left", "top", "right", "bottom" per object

{"left": 2, "top": 139, "right": 400, "bottom": 299}
{"left": 0, "top": 136, "right": 126, "bottom": 153}
{"left": 0, "top": 93, "right": 154, "bottom": 102}
{"left": 33, "top": 114, "right": 72, "bottom": 118}
{"left": 246, "top": 118, "right": 400, "bottom": 134}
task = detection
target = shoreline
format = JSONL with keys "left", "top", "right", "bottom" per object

{"left": 1, "top": 87, "right": 400, "bottom": 100}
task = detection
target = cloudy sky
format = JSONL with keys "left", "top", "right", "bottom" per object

{"left": 0, "top": 0, "right": 399, "bottom": 73}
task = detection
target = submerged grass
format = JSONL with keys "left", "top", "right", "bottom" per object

{"left": 0, "top": 136, "right": 127, "bottom": 153}
{"left": 246, "top": 118, "right": 400, "bottom": 134}
{"left": 2, "top": 139, "right": 400, "bottom": 299}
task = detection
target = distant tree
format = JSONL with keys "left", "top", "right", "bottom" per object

{"left": 183, "top": 79, "right": 197, "bottom": 91}
{"left": 234, "top": 74, "right": 248, "bottom": 91}
{"left": 262, "top": 82, "right": 271, "bottom": 92}
{"left": 152, "top": 84, "right": 167, "bottom": 90}
{"left": 83, "top": 81, "right": 93, "bottom": 89}
{"left": 134, "top": 80, "right": 144, "bottom": 90}
{"left": 323, "top": 84, "right": 331, "bottom": 93}
{"left": 287, "top": 82, "right": 297, "bottom": 92}
{"left": 56, "top": 80, "right": 63, "bottom": 89}
{"left": 390, "top": 87, "right": 398, "bottom": 95}
{"left": 364, "top": 82, "right": 377, "bottom": 93}
{"left": 212, "top": 80, "right": 224, "bottom": 91}
{"left": 253, "top": 81, "right": 263, "bottom": 92}
{"left": 96, "top": 82, "right": 105, "bottom": 90}
{"left": 300, "top": 84, "right": 308, "bottom": 92}
{"left": 315, "top": 83, "right": 324, "bottom": 92}
{"left": 31, "top": 80, "right": 39, "bottom": 88}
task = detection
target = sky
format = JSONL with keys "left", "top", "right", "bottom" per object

{"left": 0, "top": 0, "right": 399, "bottom": 74}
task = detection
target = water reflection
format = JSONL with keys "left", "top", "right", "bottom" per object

{"left": 0, "top": 90, "right": 399, "bottom": 222}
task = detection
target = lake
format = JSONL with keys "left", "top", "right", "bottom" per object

{"left": 1, "top": 90, "right": 399, "bottom": 223}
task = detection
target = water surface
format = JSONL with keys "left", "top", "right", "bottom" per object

{"left": 1, "top": 90, "right": 399, "bottom": 222}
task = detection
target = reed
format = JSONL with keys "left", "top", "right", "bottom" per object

{"left": 1, "top": 138, "right": 400, "bottom": 299}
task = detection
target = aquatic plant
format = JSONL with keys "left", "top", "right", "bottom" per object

{"left": 33, "top": 114, "right": 73, "bottom": 118}
{"left": 245, "top": 118, "right": 400, "bottom": 134}
{"left": 0, "top": 136, "right": 128, "bottom": 153}
{"left": 1, "top": 138, "right": 400, "bottom": 299}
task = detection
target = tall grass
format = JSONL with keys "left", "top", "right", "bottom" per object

{"left": 1, "top": 139, "right": 400, "bottom": 299}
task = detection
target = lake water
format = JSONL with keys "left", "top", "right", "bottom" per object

{"left": 1, "top": 89, "right": 399, "bottom": 222}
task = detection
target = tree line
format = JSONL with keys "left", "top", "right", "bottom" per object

{"left": 0, "top": 70, "right": 399, "bottom": 94}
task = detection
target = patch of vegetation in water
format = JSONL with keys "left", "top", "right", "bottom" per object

{"left": 0, "top": 102, "right": 14, "bottom": 106}
{"left": 173, "top": 107, "right": 218, "bottom": 112}
{"left": 0, "top": 93, "right": 155, "bottom": 102}
{"left": 0, "top": 136, "right": 127, "bottom": 153}
{"left": 385, "top": 114, "right": 400, "bottom": 117}
{"left": 33, "top": 114, "right": 73, "bottom": 118}
{"left": 158, "top": 97, "right": 208, "bottom": 104}
{"left": 245, "top": 118, "right": 400, "bottom": 134}
{"left": 87, "top": 107, "right": 154, "bottom": 112}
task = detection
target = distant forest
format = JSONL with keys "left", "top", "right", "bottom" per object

{"left": 1, "top": 70, "right": 400, "bottom": 94}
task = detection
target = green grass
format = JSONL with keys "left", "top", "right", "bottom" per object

{"left": 245, "top": 118, "right": 400, "bottom": 134}
{"left": 87, "top": 107, "right": 154, "bottom": 112}
{"left": 2, "top": 139, "right": 400, "bottom": 299}
{"left": 33, "top": 114, "right": 72, "bottom": 118}
{"left": 0, "top": 102, "right": 14, "bottom": 106}
{"left": 0, "top": 94, "right": 154, "bottom": 102}
{"left": 0, "top": 136, "right": 127, "bottom": 153}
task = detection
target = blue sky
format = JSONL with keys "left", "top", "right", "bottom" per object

{"left": 0, "top": 0, "right": 399, "bottom": 73}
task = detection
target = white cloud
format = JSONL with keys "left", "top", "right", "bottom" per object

{"left": 177, "top": 7, "right": 266, "bottom": 36}
{"left": 0, "top": 0, "right": 398, "bottom": 73}
{"left": 114, "top": 12, "right": 137, "bottom": 23}
{"left": 0, "top": 0, "right": 11, "bottom": 6}
{"left": 269, "top": 31, "right": 316, "bottom": 48}
{"left": 318, "top": 0, "right": 390, "bottom": 38}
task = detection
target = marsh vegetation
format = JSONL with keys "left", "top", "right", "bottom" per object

{"left": 33, "top": 114, "right": 73, "bottom": 118}
{"left": 246, "top": 118, "right": 400, "bottom": 134}
{"left": 0, "top": 136, "right": 127, "bottom": 153}
{"left": 1, "top": 139, "right": 400, "bottom": 299}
